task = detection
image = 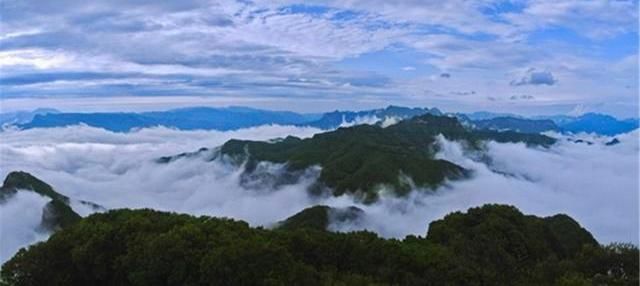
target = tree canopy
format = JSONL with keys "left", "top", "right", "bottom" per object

{"left": 218, "top": 114, "right": 555, "bottom": 201}
{"left": 2, "top": 204, "right": 636, "bottom": 286}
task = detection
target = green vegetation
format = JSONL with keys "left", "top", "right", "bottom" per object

{"left": 276, "top": 205, "right": 332, "bottom": 231}
{"left": 0, "top": 171, "right": 81, "bottom": 230}
{"left": 1, "top": 171, "right": 70, "bottom": 203}
{"left": 219, "top": 114, "right": 556, "bottom": 201}
{"left": 276, "top": 205, "right": 364, "bottom": 231}
{"left": 2, "top": 204, "right": 635, "bottom": 286}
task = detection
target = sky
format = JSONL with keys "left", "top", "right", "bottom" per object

{"left": 0, "top": 0, "right": 638, "bottom": 117}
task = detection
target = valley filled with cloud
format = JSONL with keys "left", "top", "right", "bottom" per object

{"left": 0, "top": 1, "right": 637, "bottom": 284}
{"left": 1, "top": 123, "right": 637, "bottom": 263}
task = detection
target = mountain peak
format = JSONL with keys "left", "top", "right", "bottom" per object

{"left": 214, "top": 114, "right": 555, "bottom": 202}
{"left": 2, "top": 171, "right": 70, "bottom": 203}
{"left": 277, "top": 205, "right": 364, "bottom": 231}
{"left": 1, "top": 171, "right": 80, "bottom": 230}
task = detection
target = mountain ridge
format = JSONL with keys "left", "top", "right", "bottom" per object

{"left": 3, "top": 204, "right": 635, "bottom": 285}
{"left": 1, "top": 171, "right": 81, "bottom": 230}
{"left": 4, "top": 105, "right": 637, "bottom": 136}
{"left": 209, "top": 114, "right": 556, "bottom": 202}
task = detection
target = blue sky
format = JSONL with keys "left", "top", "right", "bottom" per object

{"left": 0, "top": 0, "right": 638, "bottom": 117}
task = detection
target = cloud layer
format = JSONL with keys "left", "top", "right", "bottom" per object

{"left": 0, "top": 124, "right": 325, "bottom": 262}
{"left": 0, "top": 191, "right": 50, "bottom": 262}
{"left": 0, "top": 124, "right": 638, "bottom": 263}
{"left": 0, "top": 1, "right": 637, "bottom": 116}
{"left": 330, "top": 132, "right": 639, "bottom": 245}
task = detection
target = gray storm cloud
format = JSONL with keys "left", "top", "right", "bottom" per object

{"left": 0, "top": 124, "right": 638, "bottom": 264}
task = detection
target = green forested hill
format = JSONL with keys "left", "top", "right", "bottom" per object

{"left": 1, "top": 171, "right": 71, "bottom": 203}
{"left": 0, "top": 171, "right": 81, "bottom": 230}
{"left": 276, "top": 205, "right": 364, "bottom": 231}
{"left": 219, "top": 114, "right": 555, "bottom": 201}
{"left": 2, "top": 204, "right": 636, "bottom": 286}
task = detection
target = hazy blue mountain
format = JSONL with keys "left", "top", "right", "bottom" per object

{"left": 17, "top": 106, "right": 319, "bottom": 132}
{"left": 304, "top": 105, "right": 442, "bottom": 129}
{"left": 10, "top": 105, "right": 442, "bottom": 132}
{"left": 471, "top": 117, "right": 558, "bottom": 134}
{"left": 468, "top": 112, "right": 638, "bottom": 136}
{"left": 465, "top": 111, "right": 521, "bottom": 120}
{"left": 532, "top": 114, "right": 578, "bottom": 126}
{"left": 557, "top": 113, "right": 639, "bottom": 136}
{"left": 0, "top": 108, "right": 60, "bottom": 126}
{"left": 6, "top": 106, "right": 637, "bottom": 136}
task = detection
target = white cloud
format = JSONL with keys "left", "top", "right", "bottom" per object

{"left": 505, "top": 0, "right": 638, "bottom": 40}
{"left": 0, "top": 124, "right": 637, "bottom": 265}
{"left": 0, "top": 124, "right": 327, "bottom": 263}
{"left": 0, "top": 49, "right": 72, "bottom": 69}
{"left": 331, "top": 132, "right": 639, "bottom": 244}
{"left": 0, "top": 191, "right": 51, "bottom": 263}
{"left": 292, "top": 0, "right": 516, "bottom": 37}
{"left": 0, "top": 29, "right": 42, "bottom": 41}
{"left": 567, "top": 104, "right": 590, "bottom": 116}
{"left": 0, "top": 1, "right": 636, "bottom": 116}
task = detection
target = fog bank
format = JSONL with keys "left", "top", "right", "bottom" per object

{"left": 0, "top": 125, "right": 637, "bottom": 264}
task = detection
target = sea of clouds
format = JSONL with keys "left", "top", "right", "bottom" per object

{"left": 330, "top": 132, "right": 639, "bottom": 245}
{"left": 0, "top": 124, "right": 638, "bottom": 263}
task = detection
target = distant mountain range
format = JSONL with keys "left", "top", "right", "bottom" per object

{"left": 550, "top": 113, "right": 639, "bottom": 136}
{"left": 15, "top": 107, "right": 319, "bottom": 132}
{"left": 305, "top": 105, "right": 442, "bottom": 129}
{"left": 0, "top": 108, "right": 60, "bottom": 126}
{"left": 468, "top": 117, "right": 558, "bottom": 134}
{"left": 7, "top": 105, "right": 438, "bottom": 132}
{"left": 466, "top": 111, "right": 639, "bottom": 135}
{"left": 465, "top": 111, "right": 522, "bottom": 120}
{"left": 2, "top": 105, "right": 637, "bottom": 136}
